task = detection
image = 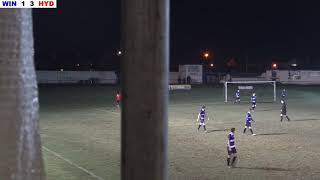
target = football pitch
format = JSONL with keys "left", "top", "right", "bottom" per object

{"left": 39, "top": 85, "right": 320, "bottom": 180}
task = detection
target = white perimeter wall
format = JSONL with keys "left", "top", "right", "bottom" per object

{"left": 37, "top": 71, "right": 180, "bottom": 84}
{"left": 179, "top": 65, "right": 203, "bottom": 84}
{"left": 36, "top": 71, "right": 117, "bottom": 84}
{"left": 170, "top": 72, "right": 180, "bottom": 84}
{"left": 266, "top": 70, "right": 320, "bottom": 84}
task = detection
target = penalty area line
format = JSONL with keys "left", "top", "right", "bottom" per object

{"left": 42, "top": 146, "right": 105, "bottom": 180}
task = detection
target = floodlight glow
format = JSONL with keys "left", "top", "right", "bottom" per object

{"left": 291, "top": 63, "right": 297, "bottom": 67}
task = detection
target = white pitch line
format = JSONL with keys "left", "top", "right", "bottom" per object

{"left": 42, "top": 146, "right": 105, "bottom": 180}
{"left": 93, "top": 108, "right": 120, "bottom": 116}
{"left": 169, "top": 101, "right": 227, "bottom": 107}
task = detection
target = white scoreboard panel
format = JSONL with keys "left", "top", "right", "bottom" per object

{"left": 0, "top": 0, "right": 56, "bottom": 8}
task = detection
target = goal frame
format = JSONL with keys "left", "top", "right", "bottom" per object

{"left": 224, "top": 81, "right": 276, "bottom": 103}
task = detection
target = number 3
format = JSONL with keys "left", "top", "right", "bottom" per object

{"left": 30, "top": 1, "right": 34, "bottom": 6}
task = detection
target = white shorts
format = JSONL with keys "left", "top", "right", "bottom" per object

{"left": 199, "top": 122, "right": 205, "bottom": 126}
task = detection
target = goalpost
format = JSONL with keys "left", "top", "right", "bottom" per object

{"left": 224, "top": 81, "right": 276, "bottom": 103}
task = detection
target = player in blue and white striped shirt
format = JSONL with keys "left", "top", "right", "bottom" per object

{"left": 243, "top": 111, "right": 256, "bottom": 136}
{"left": 234, "top": 89, "right": 240, "bottom": 103}
{"left": 227, "top": 128, "right": 237, "bottom": 168}
{"left": 250, "top": 93, "right": 257, "bottom": 111}
{"left": 197, "top": 105, "right": 209, "bottom": 132}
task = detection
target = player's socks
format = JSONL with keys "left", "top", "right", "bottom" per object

{"left": 227, "top": 158, "right": 230, "bottom": 166}
{"left": 280, "top": 116, "right": 283, "bottom": 122}
{"left": 231, "top": 157, "right": 237, "bottom": 166}
{"left": 203, "top": 125, "right": 206, "bottom": 131}
{"left": 286, "top": 116, "right": 290, "bottom": 121}
{"left": 250, "top": 129, "right": 254, "bottom": 134}
{"left": 198, "top": 125, "right": 201, "bottom": 130}
{"left": 243, "top": 128, "right": 246, "bottom": 134}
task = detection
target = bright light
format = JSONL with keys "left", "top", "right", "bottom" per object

{"left": 60, "top": 69, "right": 64, "bottom": 71}
{"left": 201, "top": 51, "right": 212, "bottom": 60}
{"left": 272, "top": 63, "right": 277, "bottom": 68}
{"left": 210, "top": 63, "right": 214, "bottom": 67}
{"left": 291, "top": 63, "right": 297, "bottom": 67}
{"left": 76, "top": 64, "right": 80, "bottom": 67}
{"left": 117, "top": 50, "right": 122, "bottom": 56}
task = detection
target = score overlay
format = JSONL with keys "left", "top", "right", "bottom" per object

{"left": 0, "top": 0, "right": 56, "bottom": 8}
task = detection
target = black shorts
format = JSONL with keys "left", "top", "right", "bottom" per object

{"left": 227, "top": 147, "right": 237, "bottom": 155}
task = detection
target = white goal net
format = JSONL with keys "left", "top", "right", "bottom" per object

{"left": 224, "top": 81, "right": 276, "bottom": 103}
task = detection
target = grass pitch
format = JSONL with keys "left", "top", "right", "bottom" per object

{"left": 39, "top": 85, "right": 320, "bottom": 180}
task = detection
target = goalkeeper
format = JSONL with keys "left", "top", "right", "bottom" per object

{"left": 281, "top": 89, "right": 287, "bottom": 100}
{"left": 280, "top": 100, "right": 290, "bottom": 122}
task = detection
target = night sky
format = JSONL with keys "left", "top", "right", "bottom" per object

{"left": 33, "top": 0, "right": 320, "bottom": 72}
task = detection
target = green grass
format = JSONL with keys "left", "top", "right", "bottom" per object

{"left": 39, "top": 85, "right": 320, "bottom": 180}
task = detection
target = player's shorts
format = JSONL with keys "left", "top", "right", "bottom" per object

{"left": 116, "top": 100, "right": 120, "bottom": 103}
{"left": 227, "top": 147, "right": 237, "bottom": 155}
{"left": 245, "top": 124, "right": 251, "bottom": 128}
{"left": 199, "top": 122, "right": 205, "bottom": 126}
{"left": 280, "top": 113, "right": 286, "bottom": 116}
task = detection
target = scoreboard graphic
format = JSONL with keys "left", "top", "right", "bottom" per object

{"left": 0, "top": 0, "right": 56, "bottom": 8}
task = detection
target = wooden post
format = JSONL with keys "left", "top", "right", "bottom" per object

{"left": 121, "top": 0, "right": 169, "bottom": 180}
{"left": 0, "top": 10, "right": 46, "bottom": 180}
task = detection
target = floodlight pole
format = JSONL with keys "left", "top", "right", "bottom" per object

{"left": 0, "top": 10, "right": 45, "bottom": 179}
{"left": 121, "top": 0, "right": 169, "bottom": 180}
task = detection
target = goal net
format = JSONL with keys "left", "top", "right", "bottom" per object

{"left": 224, "top": 81, "right": 276, "bottom": 103}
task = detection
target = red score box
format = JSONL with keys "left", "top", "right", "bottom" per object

{"left": 38, "top": 0, "right": 56, "bottom": 8}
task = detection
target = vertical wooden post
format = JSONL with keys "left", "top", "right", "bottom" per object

{"left": 121, "top": 0, "right": 169, "bottom": 180}
{"left": 0, "top": 10, "right": 46, "bottom": 180}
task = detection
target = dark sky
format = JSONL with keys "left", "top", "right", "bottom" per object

{"left": 33, "top": 0, "right": 320, "bottom": 71}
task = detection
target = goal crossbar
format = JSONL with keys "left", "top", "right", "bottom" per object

{"left": 225, "top": 81, "right": 276, "bottom": 84}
